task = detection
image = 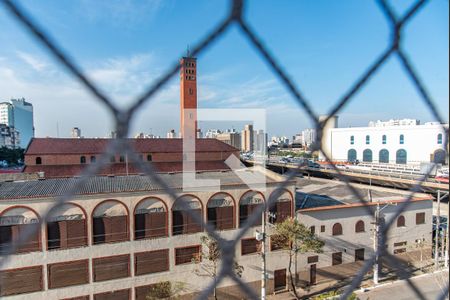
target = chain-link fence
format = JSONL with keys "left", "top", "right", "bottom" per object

{"left": 0, "top": 0, "right": 449, "bottom": 299}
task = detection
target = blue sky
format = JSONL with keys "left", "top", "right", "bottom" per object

{"left": 0, "top": 0, "right": 448, "bottom": 138}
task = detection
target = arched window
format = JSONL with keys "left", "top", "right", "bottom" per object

{"left": 363, "top": 149, "right": 373, "bottom": 162}
{"left": 379, "top": 149, "right": 389, "bottom": 163}
{"left": 134, "top": 198, "right": 167, "bottom": 240}
{"left": 437, "top": 134, "right": 443, "bottom": 144}
{"left": 433, "top": 149, "right": 446, "bottom": 164}
{"left": 239, "top": 191, "right": 264, "bottom": 228}
{"left": 92, "top": 200, "right": 128, "bottom": 244}
{"left": 207, "top": 193, "right": 235, "bottom": 230}
{"left": 348, "top": 149, "right": 357, "bottom": 162}
{"left": 90, "top": 156, "right": 96, "bottom": 163}
{"left": 0, "top": 207, "right": 41, "bottom": 254}
{"left": 366, "top": 135, "right": 370, "bottom": 145}
{"left": 119, "top": 155, "right": 125, "bottom": 163}
{"left": 147, "top": 154, "right": 152, "bottom": 162}
{"left": 396, "top": 149, "right": 407, "bottom": 164}
{"left": 355, "top": 220, "right": 365, "bottom": 233}
{"left": 332, "top": 223, "right": 343, "bottom": 236}
{"left": 268, "top": 189, "right": 292, "bottom": 224}
{"left": 399, "top": 134, "right": 404, "bottom": 144}
{"left": 172, "top": 195, "right": 203, "bottom": 235}
{"left": 397, "top": 215, "right": 406, "bottom": 227}
{"left": 47, "top": 203, "right": 87, "bottom": 250}
{"left": 350, "top": 136, "right": 354, "bottom": 145}
{"left": 382, "top": 135, "right": 387, "bottom": 144}
{"left": 80, "top": 156, "right": 86, "bottom": 164}
{"left": 36, "top": 157, "right": 42, "bottom": 165}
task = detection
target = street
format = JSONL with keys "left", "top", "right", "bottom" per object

{"left": 356, "top": 271, "right": 449, "bottom": 300}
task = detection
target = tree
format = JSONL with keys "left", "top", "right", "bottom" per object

{"left": 193, "top": 234, "right": 244, "bottom": 300}
{"left": 272, "top": 217, "right": 324, "bottom": 299}
{"left": 146, "top": 281, "right": 186, "bottom": 300}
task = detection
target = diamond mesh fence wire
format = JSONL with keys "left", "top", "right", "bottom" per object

{"left": 0, "top": 0, "right": 449, "bottom": 299}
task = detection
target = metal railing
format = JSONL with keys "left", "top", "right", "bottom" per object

{"left": 0, "top": 0, "right": 449, "bottom": 299}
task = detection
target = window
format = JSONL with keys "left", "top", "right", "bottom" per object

{"left": 90, "top": 156, "right": 96, "bottom": 163}
{"left": 119, "top": 155, "right": 125, "bottom": 163}
{"left": 396, "top": 149, "right": 407, "bottom": 164}
{"left": 80, "top": 156, "right": 86, "bottom": 164}
{"left": 0, "top": 266, "right": 43, "bottom": 296}
{"left": 94, "top": 289, "right": 130, "bottom": 300}
{"left": 92, "top": 201, "right": 128, "bottom": 244}
{"left": 47, "top": 218, "right": 87, "bottom": 250}
{"left": 379, "top": 149, "right": 389, "bottom": 163}
{"left": 363, "top": 149, "right": 373, "bottom": 162}
{"left": 147, "top": 154, "right": 152, "bottom": 162}
{"left": 189, "top": 88, "right": 193, "bottom": 95}
{"left": 382, "top": 135, "right": 387, "bottom": 144}
{"left": 397, "top": 215, "right": 406, "bottom": 227}
{"left": 416, "top": 212, "right": 425, "bottom": 225}
{"left": 437, "top": 133, "right": 443, "bottom": 144}
{"left": 175, "top": 245, "right": 201, "bottom": 265}
{"left": 270, "top": 235, "right": 285, "bottom": 251}
{"left": 135, "top": 249, "right": 169, "bottom": 275}
{"left": 434, "top": 149, "right": 446, "bottom": 164}
{"left": 241, "top": 238, "right": 261, "bottom": 255}
{"left": 399, "top": 134, "right": 404, "bottom": 144}
{"left": 366, "top": 135, "right": 370, "bottom": 145}
{"left": 332, "top": 223, "right": 343, "bottom": 236}
{"left": 48, "top": 260, "right": 89, "bottom": 289}
{"left": 36, "top": 157, "right": 42, "bottom": 164}
{"left": 109, "top": 156, "right": 115, "bottom": 163}
{"left": 394, "top": 248, "right": 406, "bottom": 254}
{"left": 394, "top": 241, "right": 407, "bottom": 247}
{"left": 355, "top": 249, "right": 365, "bottom": 261}
{"left": 307, "top": 256, "right": 319, "bottom": 263}
{"left": 268, "top": 189, "right": 292, "bottom": 224}
{"left": 320, "top": 225, "right": 325, "bottom": 233}
{"left": 347, "top": 149, "right": 357, "bottom": 162}
{"left": 134, "top": 198, "right": 167, "bottom": 240}
{"left": 239, "top": 191, "right": 264, "bottom": 227}
{"left": 355, "top": 220, "right": 365, "bottom": 233}
{"left": 350, "top": 135, "right": 354, "bottom": 145}
{"left": 207, "top": 193, "right": 234, "bottom": 230}
{"left": 172, "top": 196, "right": 203, "bottom": 235}
{"left": 332, "top": 252, "right": 342, "bottom": 265}
{"left": 310, "top": 226, "right": 316, "bottom": 234}
{"left": 93, "top": 255, "right": 130, "bottom": 282}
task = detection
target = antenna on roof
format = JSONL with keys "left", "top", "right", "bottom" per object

{"left": 186, "top": 45, "right": 190, "bottom": 57}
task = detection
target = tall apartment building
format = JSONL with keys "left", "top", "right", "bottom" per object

{"left": 71, "top": 127, "right": 81, "bottom": 138}
{"left": 241, "top": 124, "right": 254, "bottom": 152}
{"left": 0, "top": 98, "right": 34, "bottom": 148}
{"left": 0, "top": 124, "right": 19, "bottom": 148}
{"left": 302, "top": 128, "right": 317, "bottom": 148}
{"left": 216, "top": 131, "right": 241, "bottom": 150}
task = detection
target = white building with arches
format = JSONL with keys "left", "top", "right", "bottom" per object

{"left": 320, "top": 119, "right": 448, "bottom": 165}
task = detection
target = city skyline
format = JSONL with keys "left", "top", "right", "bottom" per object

{"left": 0, "top": 0, "right": 448, "bottom": 139}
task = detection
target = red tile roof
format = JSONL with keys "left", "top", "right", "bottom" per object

{"left": 23, "top": 161, "right": 232, "bottom": 178}
{"left": 25, "top": 138, "right": 238, "bottom": 155}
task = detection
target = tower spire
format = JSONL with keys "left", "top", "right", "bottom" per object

{"left": 186, "top": 45, "right": 190, "bottom": 57}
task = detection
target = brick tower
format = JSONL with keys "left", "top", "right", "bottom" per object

{"left": 180, "top": 56, "right": 197, "bottom": 140}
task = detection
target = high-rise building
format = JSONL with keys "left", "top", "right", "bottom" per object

{"left": 241, "top": 124, "right": 254, "bottom": 152}
{"left": 302, "top": 128, "right": 317, "bottom": 148}
{"left": 71, "top": 127, "right": 81, "bottom": 138}
{"left": 0, "top": 98, "right": 34, "bottom": 148}
{"left": 216, "top": 131, "right": 241, "bottom": 150}
{"left": 180, "top": 56, "right": 197, "bottom": 140}
{"left": 255, "top": 129, "right": 267, "bottom": 155}
{"left": 0, "top": 124, "right": 20, "bottom": 148}
{"left": 167, "top": 129, "right": 176, "bottom": 139}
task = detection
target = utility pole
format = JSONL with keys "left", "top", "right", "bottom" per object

{"left": 373, "top": 199, "right": 380, "bottom": 285}
{"left": 434, "top": 190, "right": 441, "bottom": 269}
{"left": 261, "top": 209, "right": 266, "bottom": 300}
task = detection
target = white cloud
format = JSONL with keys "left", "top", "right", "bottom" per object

{"left": 16, "top": 51, "right": 48, "bottom": 72}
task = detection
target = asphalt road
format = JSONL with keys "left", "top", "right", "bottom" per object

{"left": 356, "top": 271, "right": 449, "bottom": 300}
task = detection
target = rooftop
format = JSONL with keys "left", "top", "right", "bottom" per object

{"left": 296, "top": 177, "right": 432, "bottom": 210}
{"left": 25, "top": 138, "right": 238, "bottom": 155}
{"left": 0, "top": 167, "right": 288, "bottom": 201}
